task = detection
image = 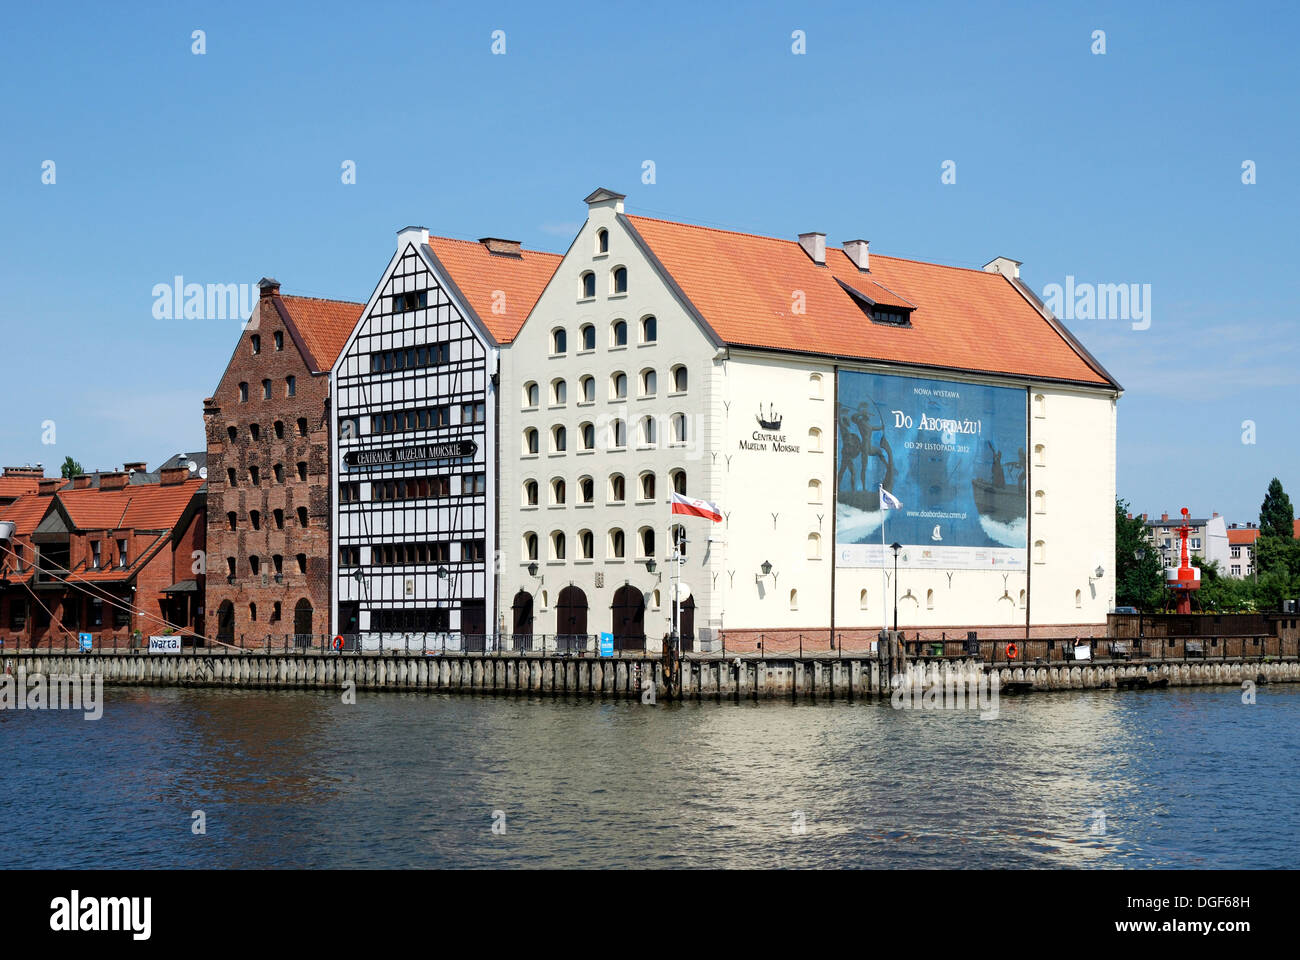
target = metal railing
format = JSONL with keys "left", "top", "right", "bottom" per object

{"left": 7, "top": 628, "right": 1297, "bottom": 663}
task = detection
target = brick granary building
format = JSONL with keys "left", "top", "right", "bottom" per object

{"left": 202, "top": 280, "right": 362, "bottom": 644}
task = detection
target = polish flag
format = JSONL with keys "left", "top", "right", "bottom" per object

{"left": 671, "top": 492, "right": 722, "bottom": 522}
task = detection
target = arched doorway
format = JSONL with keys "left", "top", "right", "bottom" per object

{"left": 611, "top": 584, "right": 645, "bottom": 651}
{"left": 674, "top": 595, "right": 696, "bottom": 652}
{"left": 293, "top": 598, "right": 313, "bottom": 645}
{"left": 511, "top": 591, "right": 534, "bottom": 650}
{"left": 216, "top": 601, "right": 234, "bottom": 643}
{"left": 556, "top": 586, "right": 588, "bottom": 651}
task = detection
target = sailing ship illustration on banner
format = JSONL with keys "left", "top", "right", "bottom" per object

{"left": 834, "top": 370, "right": 1027, "bottom": 570}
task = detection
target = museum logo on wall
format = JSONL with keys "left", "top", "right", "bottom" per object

{"left": 740, "top": 403, "right": 800, "bottom": 453}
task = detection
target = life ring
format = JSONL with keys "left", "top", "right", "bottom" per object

{"left": 333, "top": 635, "right": 344, "bottom": 651}
{"left": 1005, "top": 642, "right": 1019, "bottom": 660}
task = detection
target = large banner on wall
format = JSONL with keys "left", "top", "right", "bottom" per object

{"left": 835, "top": 371, "right": 1027, "bottom": 569}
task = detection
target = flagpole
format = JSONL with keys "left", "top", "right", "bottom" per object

{"left": 880, "top": 483, "right": 887, "bottom": 637}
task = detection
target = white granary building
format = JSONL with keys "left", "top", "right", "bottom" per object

{"left": 496, "top": 188, "right": 1120, "bottom": 652}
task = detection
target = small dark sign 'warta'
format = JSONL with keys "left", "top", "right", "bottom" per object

{"left": 344, "top": 440, "right": 477, "bottom": 467}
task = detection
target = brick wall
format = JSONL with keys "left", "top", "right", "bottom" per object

{"left": 203, "top": 296, "right": 332, "bottom": 644}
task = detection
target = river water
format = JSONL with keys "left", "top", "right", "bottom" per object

{"left": 3, "top": 684, "right": 1297, "bottom": 868}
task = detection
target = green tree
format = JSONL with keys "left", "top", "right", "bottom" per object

{"left": 1253, "top": 535, "right": 1300, "bottom": 591}
{"left": 59, "top": 456, "right": 84, "bottom": 479}
{"left": 1115, "top": 498, "right": 1165, "bottom": 610}
{"left": 1194, "top": 557, "right": 1251, "bottom": 612}
{"left": 1259, "top": 477, "right": 1295, "bottom": 540}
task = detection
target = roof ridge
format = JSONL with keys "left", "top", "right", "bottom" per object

{"left": 280, "top": 293, "right": 365, "bottom": 306}
{"left": 627, "top": 214, "right": 1002, "bottom": 276}
{"left": 427, "top": 235, "right": 563, "bottom": 259}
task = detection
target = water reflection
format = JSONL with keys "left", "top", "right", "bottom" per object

{"left": 1, "top": 685, "right": 1296, "bottom": 868}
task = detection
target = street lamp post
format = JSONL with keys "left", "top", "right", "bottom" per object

{"left": 1134, "top": 548, "right": 1146, "bottom": 653}
{"left": 670, "top": 527, "right": 687, "bottom": 655}
{"left": 890, "top": 542, "right": 902, "bottom": 632}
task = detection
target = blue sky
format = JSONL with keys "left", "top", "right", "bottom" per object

{"left": 2, "top": 0, "right": 1296, "bottom": 522}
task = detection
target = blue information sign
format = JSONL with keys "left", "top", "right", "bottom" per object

{"left": 78, "top": 632, "right": 93, "bottom": 651}
{"left": 599, "top": 632, "right": 614, "bottom": 657}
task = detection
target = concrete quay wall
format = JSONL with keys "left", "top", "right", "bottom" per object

{"left": 5, "top": 651, "right": 1299, "bottom": 702}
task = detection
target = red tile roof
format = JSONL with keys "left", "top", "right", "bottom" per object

{"left": 625, "top": 215, "right": 1113, "bottom": 386}
{"left": 1227, "top": 528, "right": 1260, "bottom": 546}
{"left": 279, "top": 295, "right": 365, "bottom": 372}
{"left": 0, "top": 476, "right": 40, "bottom": 500}
{"left": 0, "top": 494, "right": 54, "bottom": 535}
{"left": 427, "top": 237, "right": 562, "bottom": 344}
{"left": 58, "top": 477, "right": 204, "bottom": 531}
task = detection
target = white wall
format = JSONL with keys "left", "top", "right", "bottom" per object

{"left": 499, "top": 197, "right": 720, "bottom": 647}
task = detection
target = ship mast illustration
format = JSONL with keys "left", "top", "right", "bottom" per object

{"left": 756, "top": 403, "right": 782, "bottom": 431}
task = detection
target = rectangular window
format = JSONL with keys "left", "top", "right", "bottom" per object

{"left": 461, "top": 539, "right": 486, "bottom": 562}
{"left": 90, "top": 598, "right": 103, "bottom": 627}
{"left": 464, "top": 473, "right": 486, "bottom": 495}
{"left": 461, "top": 402, "right": 486, "bottom": 425}
{"left": 114, "top": 605, "right": 131, "bottom": 628}
{"left": 371, "top": 607, "right": 449, "bottom": 633}
{"left": 90, "top": 541, "right": 101, "bottom": 570}
{"left": 368, "top": 406, "right": 451, "bottom": 435}
{"left": 9, "top": 598, "right": 27, "bottom": 630}
{"left": 117, "top": 539, "right": 128, "bottom": 568}
{"left": 367, "top": 542, "right": 451, "bottom": 565}
{"left": 391, "top": 291, "right": 428, "bottom": 313}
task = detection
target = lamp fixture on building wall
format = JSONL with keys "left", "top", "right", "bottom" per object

{"left": 756, "top": 559, "right": 773, "bottom": 583}
{"left": 527, "top": 562, "right": 539, "bottom": 578}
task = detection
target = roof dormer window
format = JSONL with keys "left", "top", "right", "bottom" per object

{"left": 836, "top": 277, "right": 914, "bottom": 327}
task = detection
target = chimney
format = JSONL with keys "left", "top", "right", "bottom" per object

{"left": 1127, "top": 513, "right": 1133, "bottom": 520}
{"left": 71, "top": 474, "right": 93, "bottom": 490}
{"left": 798, "top": 232, "right": 826, "bottom": 265}
{"left": 1161, "top": 513, "right": 1169, "bottom": 522}
{"left": 100, "top": 471, "right": 129, "bottom": 491}
{"left": 478, "top": 237, "right": 522, "bottom": 257}
{"left": 983, "top": 257, "right": 1022, "bottom": 279}
{"left": 842, "top": 239, "right": 870, "bottom": 272}
{"left": 3, "top": 465, "right": 45, "bottom": 478}
{"left": 38, "top": 478, "right": 62, "bottom": 496}
{"left": 1141, "top": 513, "right": 1147, "bottom": 521}
{"left": 159, "top": 466, "right": 190, "bottom": 486}
{"left": 258, "top": 277, "right": 281, "bottom": 300}
{"left": 397, "top": 225, "right": 430, "bottom": 251}
{"left": 123, "top": 461, "right": 147, "bottom": 474}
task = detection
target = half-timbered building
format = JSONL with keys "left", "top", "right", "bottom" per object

{"left": 329, "top": 228, "right": 558, "bottom": 645}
